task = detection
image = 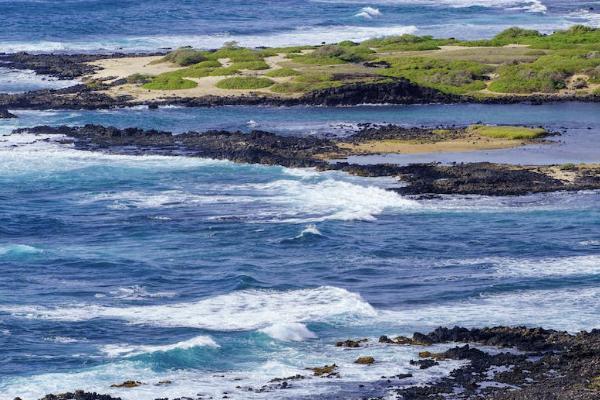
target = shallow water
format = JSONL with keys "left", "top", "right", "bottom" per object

{"left": 0, "top": 0, "right": 598, "bottom": 52}
{"left": 0, "top": 102, "right": 599, "bottom": 399}
{"left": 4, "top": 103, "right": 600, "bottom": 164}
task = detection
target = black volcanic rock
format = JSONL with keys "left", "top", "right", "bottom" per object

{"left": 0, "top": 107, "right": 17, "bottom": 118}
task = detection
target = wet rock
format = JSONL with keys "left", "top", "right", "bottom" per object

{"left": 336, "top": 338, "right": 368, "bottom": 348}
{"left": 155, "top": 380, "right": 172, "bottom": 386}
{"left": 378, "top": 335, "right": 431, "bottom": 346}
{"left": 409, "top": 358, "right": 439, "bottom": 369}
{"left": 39, "top": 392, "right": 121, "bottom": 400}
{"left": 309, "top": 364, "right": 339, "bottom": 377}
{"left": 0, "top": 108, "right": 17, "bottom": 118}
{"left": 109, "top": 380, "right": 142, "bottom": 388}
{"left": 418, "top": 351, "right": 448, "bottom": 360}
{"left": 354, "top": 356, "right": 375, "bottom": 365}
{"left": 11, "top": 125, "right": 600, "bottom": 196}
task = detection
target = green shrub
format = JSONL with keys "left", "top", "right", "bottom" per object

{"left": 265, "top": 68, "right": 301, "bottom": 77}
{"left": 271, "top": 81, "right": 310, "bottom": 93}
{"left": 489, "top": 66, "right": 566, "bottom": 93}
{"left": 216, "top": 77, "right": 274, "bottom": 89}
{"left": 559, "top": 163, "right": 576, "bottom": 170}
{"left": 291, "top": 44, "right": 373, "bottom": 65}
{"left": 159, "top": 48, "right": 208, "bottom": 66}
{"left": 143, "top": 74, "right": 198, "bottom": 90}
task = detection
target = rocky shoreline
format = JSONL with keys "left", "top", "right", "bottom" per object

{"left": 13, "top": 124, "right": 600, "bottom": 196}
{"left": 1, "top": 52, "right": 600, "bottom": 110}
{"left": 30, "top": 326, "right": 600, "bottom": 400}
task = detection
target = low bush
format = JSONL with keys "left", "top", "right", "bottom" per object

{"left": 143, "top": 74, "right": 197, "bottom": 90}
{"left": 126, "top": 73, "right": 153, "bottom": 84}
{"left": 265, "top": 68, "right": 301, "bottom": 77}
{"left": 216, "top": 77, "right": 274, "bottom": 89}
{"left": 159, "top": 48, "right": 208, "bottom": 66}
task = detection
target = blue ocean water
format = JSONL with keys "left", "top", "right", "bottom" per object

{"left": 1, "top": 1, "right": 600, "bottom": 398}
{"left": 0, "top": 0, "right": 598, "bottom": 52}
{"left": 0, "top": 103, "right": 599, "bottom": 399}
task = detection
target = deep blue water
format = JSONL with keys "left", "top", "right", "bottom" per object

{"left": 0, "top": 0, "right": 598, "bottom": 52}
{"left": 0, "top": 103, "right": 599, "bottom": 399}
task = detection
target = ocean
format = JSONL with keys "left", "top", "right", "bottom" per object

{"left": 1, "top": 0, "right": 600, "bottom": 399}
{"left": 1, "top": 104, "right": 599, "bottom": 399}
{"left": 0, "top": 0, "right": 598, "bottom": 52}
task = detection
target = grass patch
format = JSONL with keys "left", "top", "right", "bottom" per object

{"left": 143, "top": 74, "right": 197, "bottom": 90}
{"left": 377, "top": 57, "right": 491, "bottom": 94}
{"left": 232, "top": 60, "right": 270, "bottom": 70}
{"left": 216, "top": 77, "right": 274, "bottom": 90}
{"left": 265, "top": 68, "right": 301, "bottom": 77}
{"left": 362, "top": 34, "right": 455, "bottom": 51}
{"left": 468, "top": 124, "right": 547, "bottom": 140}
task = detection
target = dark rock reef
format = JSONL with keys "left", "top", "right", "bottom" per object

{"left": 13, "top": 124, "right": 600, "bottom": 196}
{"left": 0, "top": 107, "right": 17, "bottom": 118}
{"left": 32, "top": 326, "right": 600, "bottom": 400}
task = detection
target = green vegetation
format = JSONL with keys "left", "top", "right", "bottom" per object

{"left": 271, "top": 72, "right": 343, "bottom": 93}
{"left": 139, "top": 25, "right": 600, "bottom": 96}
{"left": 265, "top": 68, "right": 301, "bottom": 77}
{"left": 377, "top": 57, "right": 491, "bottom": 94}
{"left": 362, "top": 34, "right": 455, "bottom": 51}
{"left": 126, "top": 73, "right": 153, "bottom": 84}
{"left": 559, "top": 163, "right": 576, "bottom": 171}
{"left": 468, "top": 125, "right": 547, "bottom": 140}
{"left": 157, "top": 48, "right": 208, "bottom": 66}
{"left": 291, "top": 44, "right": 374, "bottom": 65}
{"left": 216, "top": 77, "right": 275, "bottom": 90}
{"left": 143, "top": 74, "right": 197, "bottom": 90}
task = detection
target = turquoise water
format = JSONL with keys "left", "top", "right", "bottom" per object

{"left": 1, "top": 103, "right": 599, "bottom": 399}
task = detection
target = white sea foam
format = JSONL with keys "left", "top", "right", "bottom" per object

{"left": 101, "top": 335, "right": 219, "bottom": 358}
{"left": 0, "top": 67, "right": 78, "bottom": 93}
{"left": 295, "top": 224, "right": 323, "bottom": 238}
{"left": 491, "top": 255, "right": 600, "bottom": 278}
{"left": 249, "top": 178, "right": 419, "bottom": 222}
{"left": 0, "top": 134, "right": 229, "bottom": 175}
{"left": 108, "top": 285, "right": 177, "bottom": 300}
{"left": 355, "top": 6, "right": 382, "bottom": 19}
{"left": 44, "top": 336, "right": 79, "bottom": 344}
{"left": 0, "top": 24, "right": 417, "bottom": 53}
{"left": 0, "top": 337, "right": 464, "bottom": 400}
{"left": 0, "top": 244, "right": 43, "bottom": 257}
{"left": 259, "top": 322, "right": 317, "bottom": 341}
{"left": 318, "top": 0, "right": 546, "bottom": 13}
{"left": 83, "top": 190, "right": 256, "bottom": 209}
{"left": 1, "top": 286, "right": 377, "bottom": 330}
{"left": 385, "top": 286, "right": 600, "bottom": 332}
{"left": 567, "top": 9, "right": 600, "bottom": 27}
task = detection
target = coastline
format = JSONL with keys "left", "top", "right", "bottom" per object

{"left": 12, "top": 124, "right": 600, "bottom": 196}
{"left": 34, "top": 325, "right": 600, "bottom": 400}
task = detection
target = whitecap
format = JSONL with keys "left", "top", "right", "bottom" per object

{"left": 355, "top": 6, "right": 382, "bottom": 19}
{"left": 259, "top": 322, "right": 317, "bottom": 341}
{"left": 1, "top": 286, "right": 377, "bottom": 330}
{"left": 109, "top": 285, "right": 177, "bottom": 300}
{"left": 101, "top": 335, "right": 219, "bottom": 358}
{"left": 0, "top": 244, "right": 43, "bottom": 257}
